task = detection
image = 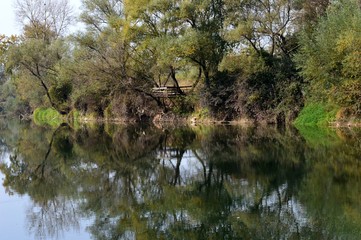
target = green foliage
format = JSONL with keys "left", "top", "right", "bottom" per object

{"left": 295, "top": 125, "right": 340, "bottom": 147}
{"left": 0, "top": 76, "right": 31, "bottom": 116}
{"left": 229, "top": 52, "right": 303, "bottom": 123}
{"left": 50, "top": 81, "right": 72, "bottom": 99}
{"left": 192, "top": 107, "right": 211, "bottom": 121}
{"left": 294, "top": 0, "right": 330, "bottom": 30}
{"left": 296, "top": 0, "right": 361, "bottom": 115}
{"left": 171, "top": 96, "right": 195, "bottom": 116}
{"left": 3, "top": 0, "right": 74, "bottom": 115}
{"left": 293, "top": 103, "right": 338, "bottom": 126}
{"left": 33, "top": 108, "right": 64, "bottom": 127}
{"left": 0, "top": 35, "right": 18, "bottom": 64}
{"left": 225, "top": 0, "right": 296, "bottom": 57}
{"left": 219, "top": 49, "right": 266, "bottom": 75}
{"left": 7, "top": 0, "right": 361, "bottom": 124}
{"left": 6, "top": 35, "right": 72, "bottom": 114}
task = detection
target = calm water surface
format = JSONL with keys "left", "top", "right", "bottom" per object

{"left": 0, "top": 120, "right": 361, "bottom": 239}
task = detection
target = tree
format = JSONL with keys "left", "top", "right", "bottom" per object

{"left": 218, "top": 0, "right": 303, "bottom": 122}
{"left": 2, "top": 0, "right": 340, "bottom": 121}
{"left": 6, "top": 0, "right": 74, "bottom": 114}
{"left": 71, "top": 0, "right": 153, "bottom": 117}
{"left": 72, "top": 0, "right": 189, "bottom": 117}
{"left": 294, "top": 0, "right": 330, "bottom": 29}
{"left": 0, "top": 35, "right": 31, "bottom": 116}
{"left": 0, "top": 35, "right": 18, "bottom": 63}
{"left": 176, "top": 0, "right": 229, "bottom": 88}
{"left": 124, "top": 0, "right": 185, "bottom": 90}
{"left": 224, "top": 0, "right": 298, "bottom": 60}
{"left": 7, "top": 36, "right": 72, "bottom": 113}
{"left": 15, "top": 0, "right": 74, "bottom": 39}
{"left": 296, "top": 0, "right": 361, "bottom": 115}
{"left": 123, "top": 0, "right": 233, "bottom": 117}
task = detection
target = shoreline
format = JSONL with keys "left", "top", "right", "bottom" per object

{"left": 25, "top": 107, "right": 361, "bottom": 128}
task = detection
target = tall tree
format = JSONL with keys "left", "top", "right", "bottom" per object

{"left": 294, "top": 0, "right": 330, "bottom": 29}
{"left": 296, "top": 0, "right": 361, "bottom": 115}
{"left": 71, "top": 0, "right": 137, "bottom": 116}
{"left": 15, "top": 0, "right": 74, "bottom": 39}
{"left": 124, "top": 0, "right": 229, "bottom": 89}
{"left": 0, "top": 35, "right": 18, "bottom": 64}
{"left": 225, "top": 0, "right": 297, "bottom": 57}
{"left": 123, "top": 0, "right": 184, "bottom": 90}
{"left": 217, "top": 0, "right": 303, "bottom": 122}
{"left": 6, "top": 0, "right": 74, "bottom": 114}
{"left": 176, "top": 0, "right": 228, "bottom": 88}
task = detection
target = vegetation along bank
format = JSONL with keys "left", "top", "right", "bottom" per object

{"left": 1, "top": 0, "right": 361, "bottom": 126}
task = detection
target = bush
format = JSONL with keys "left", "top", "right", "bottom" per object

{"left": 109, "top": 90, "right": 159, "bottom": 121}
{"left": 293, "top": 103, "right": 338, "bottom": 126}
{"left": 33, "top": 107, "right": 64, "bottom": 127}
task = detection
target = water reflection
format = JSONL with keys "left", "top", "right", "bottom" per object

{"left": 0, "top": 121, "right": 361, "bottom": 239}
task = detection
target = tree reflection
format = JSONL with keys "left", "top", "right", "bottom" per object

{"left": 0, "top": 121, "right": 361, "bottom": 239}
{"left": 0, "top": 122, "right": 80, "bottom": 239}
{"left": 27, "top": 198, "right": 80, "bottom": 240}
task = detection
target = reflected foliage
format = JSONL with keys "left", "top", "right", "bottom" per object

{"left": 0, "top": 121, "right": 361, "bottom": 239}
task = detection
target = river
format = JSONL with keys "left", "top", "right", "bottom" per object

{"left": 0, "top": 120, "right": 361, "bottom": 239}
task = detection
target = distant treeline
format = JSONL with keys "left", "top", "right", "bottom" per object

{"left": 0, "top": 0, "right": 360, "bottom": 125}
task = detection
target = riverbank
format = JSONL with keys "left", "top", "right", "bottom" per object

{"left": 31, "top": 105, "right": 361, "bottom": 129}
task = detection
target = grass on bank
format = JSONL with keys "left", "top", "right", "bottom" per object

{"left": 293, "top": 103, "right": 338, "bottom": 126}
{"left": 295, "top": 125, "right": 341, "bottom": 147}
{"left": 33, "top": 108, "right": 64, "bottom": 127}
{"left": 293, "top": 102, "right": 342, "bottom": 147}
{"left": 33, "top": 108, "right": 100, "bottom": 129}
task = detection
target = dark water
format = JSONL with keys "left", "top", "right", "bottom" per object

{"left": 1, "top": 120, "right": 361, "bottom": 240}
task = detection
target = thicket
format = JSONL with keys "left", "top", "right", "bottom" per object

{"left": 296, "top": 0, "right": 361, "bottom": 123}
{"left": 33, "top": 108, "right": 64, "bottom": 127}
{"left": 1, "top": 0, "right": 361, "bottom": 125}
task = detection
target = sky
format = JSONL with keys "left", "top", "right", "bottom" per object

{"left": 0, "top": 0, "right": 18, "bottom": 35}
{"left": 0, "top": 0, "right": 82, "bottom": 36}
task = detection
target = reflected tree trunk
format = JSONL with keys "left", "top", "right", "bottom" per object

{"left": 172, "top": 149, "right": 185, "bottom": 186}
{"left": 34, "top": 124, "right": 69, "bottom": 178}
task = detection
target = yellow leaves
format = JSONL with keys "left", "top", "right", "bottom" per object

{"left": 183, "top": 45, "right": 197, "bottom": 56}
{"left": 301, "top": 0, "right": 361, "bottom": 100}
{"left": 248, "top": 93, "right": 261, "bottom": 104}
{"left": 0, "top": 34, "right": 19, "bottom": 60}
{"left": 226, "top": 22, "right": 253, "bottom": 42}
{"left": 336, "top": 30, "right": 361, "bottom": 78}
{"left": 336, "top": 31, "right": 355, "bottom": 54}
{"left": 342, "top": 51, "right": 361, "bottom": 78}
{"left": 219, "top": 54, "right": 241, "bottom": 72}
{"left": 219, "top": 50, "right": 266, "bottom": 75}
{"left": 108, "top": 16, "right": 124, "bottom": 31}
{"left": 178, "top": 0, "right": 196, "bottom": 18}
{"left": 124, "top": 0, "right": 151, "bottom": 19}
